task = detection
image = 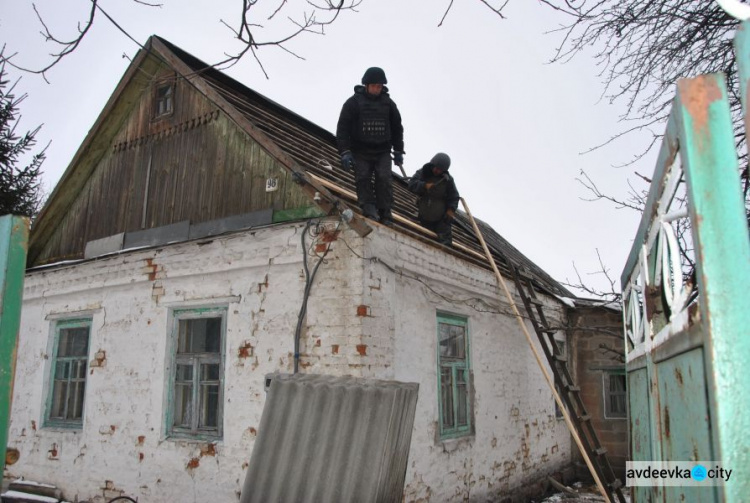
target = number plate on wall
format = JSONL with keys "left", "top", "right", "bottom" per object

{"left": 265, "top": 178, "right": 279, "bottom": 192}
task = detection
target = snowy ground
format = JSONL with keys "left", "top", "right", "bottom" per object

{"left": 539, "top": 482, "right": 631, "bottom": 502}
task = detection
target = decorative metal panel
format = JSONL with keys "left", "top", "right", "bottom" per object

{"left": 240, "top": 374, "right": 419, "bottom": 503}
{"left": 621, "top": 21, "right": 750, "bottom": 502}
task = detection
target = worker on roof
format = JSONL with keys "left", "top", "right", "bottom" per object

{"left": 336, "top": 67, "right": 405, "bottom": 227}
{"left": 408, "top": 153, "right": 460, "bottom": 246}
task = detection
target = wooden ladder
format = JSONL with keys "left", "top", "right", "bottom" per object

{"left": 511, "top": 265, "right": 626, "bottom": 503}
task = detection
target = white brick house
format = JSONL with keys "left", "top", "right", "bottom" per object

{"left": 5, "top": 36, "right": 578, "bottom": 502}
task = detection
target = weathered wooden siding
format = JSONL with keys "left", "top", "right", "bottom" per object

{"left": 35, "top": 68, "right": 312, "bottom": 265}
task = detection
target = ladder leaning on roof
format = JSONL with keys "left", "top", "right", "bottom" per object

{"left": 460, "top": 198, "right": 626, "bottom": 503}
{"left": 511, "top": 266, "right": 626, "bottom": 502}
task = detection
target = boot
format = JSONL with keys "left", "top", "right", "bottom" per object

{"left": 379, "top": 209, "right": 393, "bottom": 227}
{"left": 362, "top": 204, "right": 379, "bottom": 221}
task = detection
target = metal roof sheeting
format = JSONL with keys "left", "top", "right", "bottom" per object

{"left": 240, "top": 374, "right": 419, "bottom": 503}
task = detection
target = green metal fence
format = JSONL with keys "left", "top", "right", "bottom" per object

{"left": 620, "top": 22, "right": 750, "bottom": 503}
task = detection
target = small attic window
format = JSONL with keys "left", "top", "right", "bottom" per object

{"left": 154, "top": 83, "right": 174, "bottom": 118}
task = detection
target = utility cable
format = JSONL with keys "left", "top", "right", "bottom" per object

{"left": 293, "top": 219, "right": 337, "bottom": 373}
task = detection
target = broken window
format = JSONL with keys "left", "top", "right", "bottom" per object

{"left": 604, "top": 372, "right": 627, "bottom": 419}
{"left": 46, "top": 318, "right": 92, "bottom": 428}
{"left": 437, "top": 313, "right": 471, "bottom": 439}
{"left": 154, "top": 82, "right": 174, "bottom": 118}
{"left": 169, "top": 308, "right": 226, "bottom": 439}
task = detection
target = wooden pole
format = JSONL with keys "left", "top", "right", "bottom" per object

{"left": 459, "top": 197, "right": 610, "bottom": 502}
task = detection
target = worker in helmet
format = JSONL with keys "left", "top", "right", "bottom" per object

{"left": 408, "top": 153, "right": 460, "bottom": 246}
{"left": 336, "top": 67, "right": 405, "bottom": 226}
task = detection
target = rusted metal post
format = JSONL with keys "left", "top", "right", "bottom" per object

{"left": 0, "top": 215, "right": 29, "bottom": 467}
{"left": 459, "top": 197, "right": 610, "bottom": 502}
{"left": 676, "top": 70, "right": 750, "bottom": 500}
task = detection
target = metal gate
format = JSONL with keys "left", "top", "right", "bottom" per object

{"left": 620, "top": 21, "right": 750, "bottom": 503}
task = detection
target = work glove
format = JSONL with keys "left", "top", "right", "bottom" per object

{"left": 393, "top": 151, "right": 404, "bottom": 167}
{"left": 340, "top": 151, "right": 355, "bottom": 171}
{"left": 425, "top": 182, "right": 434, "bottom": 193}
{"left": 445, "top": 208, "right": 456, "bottom": 221}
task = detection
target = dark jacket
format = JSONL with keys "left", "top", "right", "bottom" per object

{"left": 408, "top": 164, "right": 460, "bottom": 223}
{"left": 336, "top": 85, "right": 404, "bottom": 155}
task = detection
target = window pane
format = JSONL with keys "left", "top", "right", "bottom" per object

{"left": 456, "top": 369, "right": 468, "bottom": 427}
{"left": 73, "top": 359, "right": 87, "bottom": 379}
{"left": 611, "top": 395, "right": 627, "bottom": 415}
{"left": 58, "top": 327, "right": 90, "bottom": 357}
{"left": 610, "top": 374, "right": 626, "bottom": 393}
{"left": 156, "top": 85, "right": 173, "bottom": 116}
{"left": 55, "top": 361, "right": 70, "bottom": 380}
{"left": 608, "top": 374, "right": 627, "bottom": 417}
{"left": 178, "top": 318, "right": 221, "bottom": 354}
{"left": 200, "top": 384, "right": 220, "bottom": 429}
{"left": 69, "top": 380, "right": 86, "bottom": 420}
{"left": 174, "top": 363, "right": 194, "bottom": 428}
{"left": 176, "top": 363, "right": 193, "bottom": 382}
{"left": 201, "top": 363, "right": 220, "bottom": 382}
{"left": 174, "top": 382, "right": 193, "bottom": 428}
{"left": 439, "top": 322, "right": 465, "bottom": 359}
{"left": 440, "top": 367, "right": 454, "bottom": 429}
{"left": 50, "top": 380, "right": 68, "bottom": 419}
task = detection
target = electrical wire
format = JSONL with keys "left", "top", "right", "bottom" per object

{"left": 293, "top": 218, "right": 339, "bottom": 373}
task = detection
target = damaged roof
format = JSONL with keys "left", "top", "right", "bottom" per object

{"left": 31, "top": 35, "right": 572, "bottom": 298}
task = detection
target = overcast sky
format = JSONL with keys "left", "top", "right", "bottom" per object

{"left": 1, "top": 0, "right": 658, "bottom": 297}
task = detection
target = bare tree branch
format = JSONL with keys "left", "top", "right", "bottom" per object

{"left": 576, "top": 169, "right": 645, "bottom": 211}
{"left": 212, "top": 0, "right": 361, "bottom": 72}
{"left": 478, "top": 0, "right": 508, "bottom": 19}
{"left": 439, "top": 0, "right": 455, "bottom": 27}
{"left": 562, "top": 249, "right": 621, "bottom": 303}
{"left": 9, "top": 0, "right": 363, "bottom": 78}
{"left": 4, "top": 1, "right": 99, "bottom": 83}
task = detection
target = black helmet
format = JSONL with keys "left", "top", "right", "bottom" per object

{"left": 362, "top": 67, "right": 387, "bottom": 85}
{"left": 429, "top": 153, "right": 451, "bottom": 171}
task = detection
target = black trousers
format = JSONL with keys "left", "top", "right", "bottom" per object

{"left": 421, "top": 218, "right": 453, "bottom": 245}
{"left": 353, "top": 151, "right": 393, "bottom": 218}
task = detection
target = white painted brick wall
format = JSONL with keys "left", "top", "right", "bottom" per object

{"left": 7, "top": 221, "right": 572, "bottom": 502}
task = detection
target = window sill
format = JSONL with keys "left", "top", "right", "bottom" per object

{"left": 438, "top": 434, "right": 474, "bottom": 453}
{"left": 166, "top": 433, "right": 223, "bottom": 444}
{"left": 41, "top": 424, "right": 83, "bottom": 433}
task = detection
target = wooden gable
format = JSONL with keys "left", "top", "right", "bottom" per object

{"left": 30, "top": 45, "right": 316, "bottom": 266}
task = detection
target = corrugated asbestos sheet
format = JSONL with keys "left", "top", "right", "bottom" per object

{"left": 240, "top": 374, "right": 419, "bottom": 503}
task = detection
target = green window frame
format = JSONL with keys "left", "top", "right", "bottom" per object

{"left": 436, "top": 312, "right": 471, "bottom": 440}
{"left": 45, "top": 318, "right": 92, "bottom": 428}
{"left": 166, "top": 307, "right": 226, "bottom": 440}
